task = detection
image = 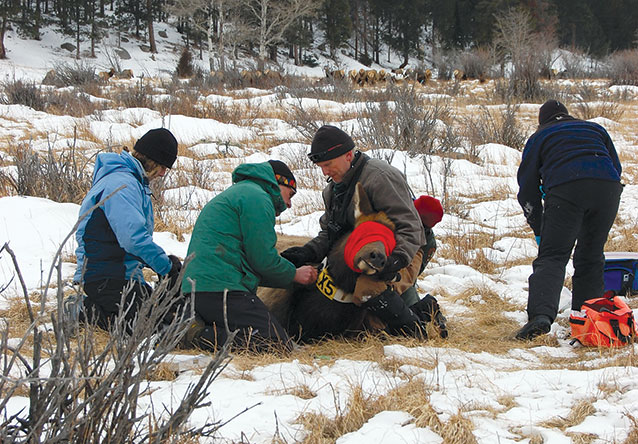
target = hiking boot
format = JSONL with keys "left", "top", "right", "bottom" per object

{"left": 181, "top": 315, "right": 218, "bottom": 351}
{"left": 410, "top": 294, "right": 448, "bottom": 339}
{"left": 362, "top": 287, "right": 424, "bottom": 337}
{"left": 515, "top": 315, "right": 552, "bottom": 340}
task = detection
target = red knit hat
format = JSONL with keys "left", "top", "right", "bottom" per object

{"left": 414, "top": 195, "right": 443, "bottom": 228}
{"left": 344, "top": 221, "right": 396, "bottom": 272}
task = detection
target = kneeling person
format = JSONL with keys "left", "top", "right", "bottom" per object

{"left": 181, "top": 160, "right": 317, "bottom": 352}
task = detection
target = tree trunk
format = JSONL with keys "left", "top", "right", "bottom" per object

{"left": 76, "top": 13, "right": 81, "bottom": 59}
{"left": 0, "top": 17, "right": 7, "bottom": 59}
{"left": 147, "top": 0, "right": 156, "bottom": 53}
{"left": 217, "top": 0, "right": 226, "bottom": 72}
{"left": 91, "top": 19, "right": 96, "bottom": 57}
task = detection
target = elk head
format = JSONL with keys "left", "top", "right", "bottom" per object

{"left": 343, "top": 183, "right": 396, "bottom": 275}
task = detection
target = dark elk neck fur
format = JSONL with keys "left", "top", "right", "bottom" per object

{"left": 326, "top": 231, "right": 359, "bottom": 293}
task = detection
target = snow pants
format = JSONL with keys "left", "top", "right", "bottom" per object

{"left": 527, "top": 179, "right": 622, "bottom": 321}
{"left": 194, "top": 291, "right": 293, "bottom": 352}
{"left": 82, "top": 278, "right": 152, "bottom": 331}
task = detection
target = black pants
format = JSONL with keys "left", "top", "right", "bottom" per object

{"left": 528, "top": 179, "right": 622, "bottom": 320}
{"left": 82, "top": 278, "right": 152, "bottom": 331}
{"left": 194, "top": 291, "right": 293, "bottom": 352}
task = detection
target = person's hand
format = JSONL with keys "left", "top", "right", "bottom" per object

{"left": 375, "top": 253, "right": 407, "bottom": 282}
{"left": 166, "top": 254, "right": 182, "bottom": 289}
{"left": 535, "top": 235, "right": 541, "bottom": 246}
{"left": 294, "top": 265, "right": 317, "bottom": 285}
{"left": 281, "top": 245, "right": 316, "bottom": 267}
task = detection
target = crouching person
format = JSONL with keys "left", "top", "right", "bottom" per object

{"left": 181, "top": 160, "right": 317, "bottom": 352}
{"left": 282, "top": 125, "right": 447, "bottom": 338}
{"left": 74, "top": 128, "right": 183, "bottom": 331}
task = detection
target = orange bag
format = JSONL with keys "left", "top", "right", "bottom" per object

{"left": 570, "top": 292, "right": 637, "bottom": 347}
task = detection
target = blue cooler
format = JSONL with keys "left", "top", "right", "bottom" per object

{"left": 603, "top": 252, "right": 638, "bottom": 296}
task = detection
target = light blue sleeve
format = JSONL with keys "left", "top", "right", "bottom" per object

{"left": 102, "top": 177, "right": 172, "bottom": 275}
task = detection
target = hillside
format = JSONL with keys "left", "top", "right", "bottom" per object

{"left": 1, "top": 20, "right": 638, "bottom": 444}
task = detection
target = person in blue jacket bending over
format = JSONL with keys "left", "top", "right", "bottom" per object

{"left": 74, "top": 128, "right": 182, "bottom": 330}
{"left": 515, "top": 100, "right": 623, "bottom": 340}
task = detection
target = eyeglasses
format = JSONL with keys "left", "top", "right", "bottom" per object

{"left": 307, "top": 143, "right": 344, "bottom": 163}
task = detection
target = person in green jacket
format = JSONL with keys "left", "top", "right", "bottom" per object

{"left": 181, "top": 160, "right": 317, "bottom": 352}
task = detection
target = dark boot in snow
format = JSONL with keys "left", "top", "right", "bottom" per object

{"left": 516, "top": 315, "right": 552, "bottom": 340}
{"left": 363, "top": 287, "right": 425, "bottom": 337}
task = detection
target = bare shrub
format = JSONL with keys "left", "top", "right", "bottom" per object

{"left": 283, "top": 75, "right": 358, "bottom": 104}
{"left": 114, "top": 78, "right": 153, "bottom": 109}
{"left": 560, "top": 50, "right": 605, "bottom": 79}
{"left": 458, "top": 46, "right": 497, "bottom": 81}
{"left": 357, "top": 84, "right": 451, "bottom": 193}
{"left": 199, "top": 95, "right": 262, "bottom": 127}
{"left": 278, "top": 96, "right": 326, "bottom": 143}
{"left": 0, "top": 134, "right": 94, "bottom": 204}
{"left": 606, "top": 49, "right": 638, "bottom": 86}
{"left": 50, "top": 61, "right": 99, "bottom": 87}
{"left": 461, "top": 104, "right": 525, "bottom": 157}
{"left": 1, "top": 80, "right": 46, "bottom": 111}
{"left": 432, "top": 49, "right": 457, "bottom": 80}
{"left": 494, "top": 7, "right": 557, "bottom": 100}
{"left": 572, "top": 84, "right": 624, "bottom": 121}
{"left": 0, "top": 240, "right": 234, "bottom": 443}
{"left": 42, "top": 88, "right": 105, "bottom": 117}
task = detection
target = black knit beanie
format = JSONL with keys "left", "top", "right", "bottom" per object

{"left": 268, "top": 160, "right": 297, "bottom": 193}
{"left": 133, "top": 128, "right": 178, "bottom": 168}
{"left": 538, "top": 100, "right": 569, "bottom": 125}
{"left": 308, "top": 125, "right": 355, "bottom": 163}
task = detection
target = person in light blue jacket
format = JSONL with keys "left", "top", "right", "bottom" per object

{"left": 74, "top": 128, "right": 182, "bottom": 330}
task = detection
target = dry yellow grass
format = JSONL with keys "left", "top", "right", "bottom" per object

{"left": 540, "top": 398, "right": 596, "bottom": 429}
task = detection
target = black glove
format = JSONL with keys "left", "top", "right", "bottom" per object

{"left": 375, "top": 253, "right": 408, "bottom": 282}
{"left": 166, "top": 254, "right": 182, "bottom": 289}
{"left": 281, "top": 245, "right": 316, "bottom": 267}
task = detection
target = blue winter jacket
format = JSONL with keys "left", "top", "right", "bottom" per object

{"left": 517, "top": 118, "right": 621, "bottom": 235}
{"left": 74, "top": 151, "right": 172, "bottom": 284}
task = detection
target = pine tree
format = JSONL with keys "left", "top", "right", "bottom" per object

{"left": 320, "top": 0, "right": 351, "bottom": 58}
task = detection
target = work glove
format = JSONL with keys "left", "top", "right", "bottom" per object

{"left": 166, "top": 254, "right": 183, "bottom": 290}
{"left": 535, "top": 235, "right": 541, "bottom": 246}
{"left": 281, "top": 245, "right": 316, "bottom": 267}
{"left": 375, "top": 253, "right": 408, "bottom": 282}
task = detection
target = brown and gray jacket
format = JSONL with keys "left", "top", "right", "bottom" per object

{"left": 305, "top": 152, "right": 426, "bottom": 265}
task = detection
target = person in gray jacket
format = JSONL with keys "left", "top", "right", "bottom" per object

{"left": 281, "top": 125, "right": 446, "bottom": 337}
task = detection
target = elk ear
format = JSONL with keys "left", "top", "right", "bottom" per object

{"left": 353, "top": 182, "right": 374, "bottom": 222}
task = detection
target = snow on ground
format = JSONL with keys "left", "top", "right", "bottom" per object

{"left": 1, "top": 20, "right": 638, "bottom": 444}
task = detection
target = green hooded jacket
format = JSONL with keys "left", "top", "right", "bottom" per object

{"left": 182, "top": 162, "right": 296, "bottom": 294}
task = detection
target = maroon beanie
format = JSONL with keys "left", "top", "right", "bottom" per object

{"left": 134, "top": 128, "right": 178, "bottom": 168}
{"left": 414, "top": 195, "right": 443, "bottom": 228}
{"left": 268, "top": 160, "right": 297, "bottom": 193}
{"left": 538, "top": 100, "right": 569, "bottom": 125}
{"left": 308, "top": 125, "right": 355, "bottom": 163}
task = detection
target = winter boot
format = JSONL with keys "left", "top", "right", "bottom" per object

{"left": 410, "top": 294, "right": 448, "bottom": 338}
{"left": 515, "top": 315, "right": 552, "bottom": 340}
{"left": 362, "top": 287, "right": 424, "bottom": 337}
{"left": 181, "top": 314, "right": 218, "bottom": 351}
